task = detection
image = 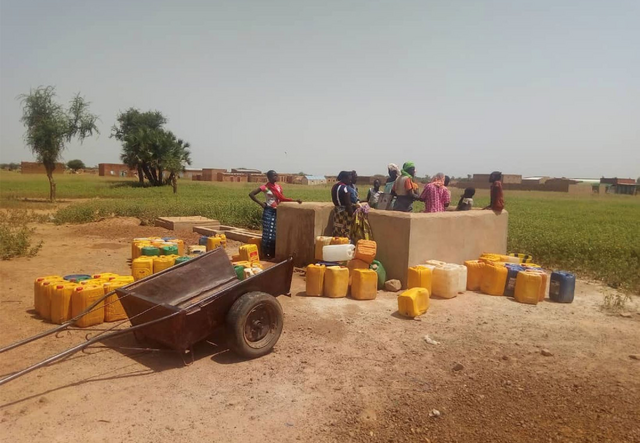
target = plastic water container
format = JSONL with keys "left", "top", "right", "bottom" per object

{"left": 92, "top": 273, "right": 119, "bottom": 282}
{"left": 370, "top": 260, "right": 387, "bottom": 289}
{"left": 174, "top": 256, "right": 191, "bottom": 265}
{"left": 509, "top": 252, "right": 533, "bottom": 263}
{"left": 239, "top": 244, "right": 260, "bottom": 264}
{"left": 464, "top": 260, "right": 484, "bottom": 291}
{"left": 451, "top": 264, "right": 467, "bottom": 294}
{"left": 315, "top": 236, "right": 333, "bottom": 261}
{"left": 161, "top": 244, "right": 179, "bottom": 256}
{"left": 432, "top": 265, "right": 460, "bottom": 299}
{"left": 38, "top": 280, "right": 59, "bottom": 320}
{"left": 549, "top": 271, "right": 576, "bottom": 303}
{"left": 234, "top": 265, "right": 245, "bottom": 281}
{"left": 330, "top": 237, "right": 350, "bottom": 245}
{"left": 103, "top": 280, "right": 129, "bottom": 322}
{"left": 351, "top": 269, "right": 378, "bottom": 300}
{"left": 324, "top": 266, "right": 349, "bottom": 298}
{"left": 407, "top": 266, "right": 433, "bottom": 292}
{"left": 63, "top": 274, "right": 92, "bottom": 282}
{"left": 141, "top": 246, "right": 160, "bottom": 257}
{"left": 306, "top": 264, "right": 325, "bottom": 296}
{"left": 425, "top": 259, "right": 447, "bottom": 268}
{"left": 50, "top": 283, "right": 77, "bottom": 324}
{"left": 323, "top": 244, "right": 355, "bottom": 262}
{"left": 199, "top": 236, "right": 209, "bottom": 246}
{"left": 355, "top": 240, "right": 377, "bottom": 264}
{"left": 216, "top": 234, "right": 227, "bottom": 248}
{"left": 72, "top": 284, "right": 105, "bottom": 328}
{"left": 207, "top": 237, "right": 222, "bottom": 252}
{"left": 480, "top": 253, "right": 502, "bottom": 263}
{"left": 168, "top": 239, "right": 185, "bottom": 255}
{"left": 243, "top": 267, "right": 264, "bottom": 278}
{"left": 514, "top": 272, "right": 542, "bottom": 305}
{"left": 188, "top": 245, "right": 206, "bottom": 255}
{"left": 499, "top": 255, "right": 520, "bottom": 264}
{"left": 481, "top": 263, "right": 508, "bottom": 296}
{"left": 503, "top": 264, "right": 525, "bottom": 297}
{"left": 132, "top": 256, "right": 154, "bottom": 281}
{"left": 131, "top": 238, "right": 150, "bottom": 258}
{"left": 33, "top": 276, "right": 61, "bottom": 315}
{"left": 524, "top": 269, "right": 548, "bottom": 301}
{"left": 153, "top": 255, "right": 176, "bottom": 273}
{"left": 397, "top": 288, "right": 430, "bottom": 318}
{"left": 347, "top": 259, "right": 370, "bottom": 285}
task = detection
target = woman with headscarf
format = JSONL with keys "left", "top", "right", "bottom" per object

{"left": 484, "top": 171, "right": 504, "bottom": 212}
{"left": 392, "top": 162, "right": 420, "bottom": 212}
{"left": 457, "top": 187, "right": 476, "bottom": 211}
{"left": 249, "top": 170, "right": 302, "bottom": 258}
{"left": 331, "top": 171, "right": 356, "bottom": 238}
{"left": 420, "top": 172, "right": 451, "bottom": 213}
{"left": 377, "top": 164, "right": 400, "bottom": 210}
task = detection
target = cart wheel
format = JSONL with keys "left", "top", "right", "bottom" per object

{"left": 226, "top": 291, "right": 283, "bottom": 359}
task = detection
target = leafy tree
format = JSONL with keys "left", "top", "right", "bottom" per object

{"left": 112, "top": 108, "right": 166, "bottom": 184}
{"left": 66, "top": 159, "right": 86, "bottom": 171}
{"left": 18, "top": 86, "right": 99, "bottom": 201}
{"left": 112, "top": 109, "right": 191, "bottom": 188}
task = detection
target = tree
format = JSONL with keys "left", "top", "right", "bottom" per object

{"left": 112, "top": 109, "right": 191, "bottom": 188}
{"left": 66, "top": 159, "right": 86, "bottom": 171}
{"left": 19, "top": 86, "right": 99, "bottom": 201}
{"left": 111, "top": 108, "right": 166, "bottom": 184}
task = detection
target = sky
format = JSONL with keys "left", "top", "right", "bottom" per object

{"left": 1, "top": 0, "right": 639, "bottom": 178}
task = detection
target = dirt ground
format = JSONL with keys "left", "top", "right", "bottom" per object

{"left": 1, "top": 218, "right": 639, "bottom": 443}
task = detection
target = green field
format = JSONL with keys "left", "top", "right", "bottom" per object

{"left": 1, "top": 171, "right": 639, "bottom": 293}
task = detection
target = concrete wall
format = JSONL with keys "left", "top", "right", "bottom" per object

{"left": 276, "top": 203, "right": 508, "bottom": 286}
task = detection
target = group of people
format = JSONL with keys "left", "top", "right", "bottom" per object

{"left": 365, "top": 163, "right": 504, "bottom": 214}
{"left": 249, "top": 167, "right": 505, "bottom": 258}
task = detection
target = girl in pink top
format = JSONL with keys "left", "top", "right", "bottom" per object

{"left": 249, "top": 170, "right": 302, "bottom": 258}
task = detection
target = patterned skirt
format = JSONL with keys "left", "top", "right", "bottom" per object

{"left": 261, "top": 207, "right": 277, "bottom": 258}
{"left": 332, "top": 207, "right": 353, "bottom": 238}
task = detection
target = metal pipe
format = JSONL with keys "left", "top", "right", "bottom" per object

{"left": 0, "top": 311, "right": 180, "bottom": 386}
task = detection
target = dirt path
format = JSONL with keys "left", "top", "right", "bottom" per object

{"left": 1, "top": 219, "right": 639, "bottom": 443}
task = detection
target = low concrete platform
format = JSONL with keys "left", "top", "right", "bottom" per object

{"left": 156, "top": 216, "right": 220, "bottom": 231}
{"left": 275, "top": 203, "right": 508, "bottom": 286}
{"left": 193, "top": 225, "right": 262, "bottom": 243}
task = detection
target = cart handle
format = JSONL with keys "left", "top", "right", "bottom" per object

{"left": 0, "top": 310, "right": 181, "bottom": 386}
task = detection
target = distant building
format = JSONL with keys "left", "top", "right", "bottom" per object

{"left": 201, "top": 168, "right": 227, "bottom": 181}
{"left": 21, "top": 161, "right": 65, "bottom": 174}
{"left": 522, "top": 176, "right": 550, "bottom": 184}
{"left": 179, "top": 169, "right": 202, "bottom": 180}
{"left": 217, "top": 172, "right": 248, "bottom": 182}
{"left": 98, "top": 163, "right": 137, "bottom": 177}
{"left": 302, "top": 175, "right": 327, "bottom": 186}
{"left": 600, "top": 178, "right": 637, "bottom": 195}
{"left": 325, "top": 176, "right": 337, "bottom": 184}
{"left": 472, "top": 173, "right": 522, "bottom": 184}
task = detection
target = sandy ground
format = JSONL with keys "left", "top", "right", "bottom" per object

{"left": 1, "top": 218, "right": 639, "bottom": 443}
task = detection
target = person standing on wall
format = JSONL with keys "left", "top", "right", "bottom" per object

{"left": 378, "top": 164, "right": 400, "bottom": 210}
{"left": 484, "top": 171, "right": 505, "bottom": 213}
{"left": 421, "top": 172, "right": 451, "bottom": 213}
{"left": 392, "top": 162, "right": 420, "bottom": 212}
{"left": 249, "top": 170, "right": 302, "bottom": 259}
{"left": 366, "top": 179, "right": 382, "bottom": 208}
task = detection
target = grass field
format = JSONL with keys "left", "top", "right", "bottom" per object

{"left": 1, "top": 171, "right": 639, "bottom": 293}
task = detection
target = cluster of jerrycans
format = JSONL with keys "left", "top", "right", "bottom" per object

{"left": 398, "top": 260, "right": 467, "bottom": 318}
{"left": 34, "top": 273, "right": 135, "bottom": 327}
{"left": 464, "top": 253, "right": 576, "bottom": 305}
{"left": 306, "top": 238, "right": 384, "bottom": 300}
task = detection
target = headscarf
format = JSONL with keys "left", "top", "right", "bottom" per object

{"left": 401, "top": 161, "right": 415, "bottom": 178}
{"left": 430, "top": 172, "right": 445, "bottom": 187}
{"left": 387, "top": 163, "right": 400, "bottom": 175}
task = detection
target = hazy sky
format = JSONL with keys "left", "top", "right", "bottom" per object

{"left": 1, "top": 0, "right": 639, "bottom": 178}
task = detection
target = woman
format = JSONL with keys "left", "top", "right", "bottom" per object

{"left": 366, "top": 179, "right": 382, "bottom": 208}
{"left": 392, "top": 161, "right": 420, "bottom": 212}
{"left": 484, "top": 171, "right": 505, "bottom": 213}
{"left": 457, "top": 187, "right": 475, "bottom": 211}
{"left": 331, "top": 171, "right": 356, "bottom": 238}
{"left": 420, "top": 173, "right": 451, "bottom": 213}
{"left": 249, "top": 170, "right": 302, "bottom": 258}
{"left": 384, "top": 164, "right": 400, "bottom": 194}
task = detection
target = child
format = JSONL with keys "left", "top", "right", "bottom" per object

{"left": 484, "top": 171, "right": 504, "bottom": 212}
{"left": 456, "top": 187, "right": 475, "bottom": 211}
{"left": 366, "top": 179, "right": 382, "bottom": 208}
